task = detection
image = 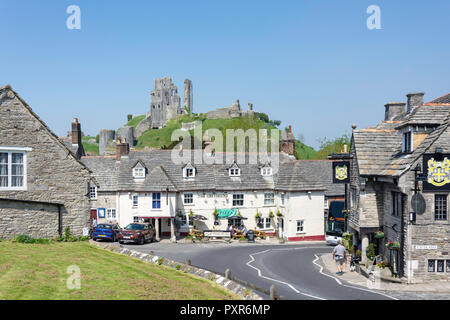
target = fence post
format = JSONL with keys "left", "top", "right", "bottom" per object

{"left": 225, "top": 268, "right": 231, "bottom": 280}
{"left": 270, "top": 285, "right": 277, "bottom": 300}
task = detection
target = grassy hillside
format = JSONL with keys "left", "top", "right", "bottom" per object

{"left": 81, "top": 136, "right": 99, "bottom": 155}
{"left": 135, "top": 114, "right": 280, "bottom": 151}
{"left": 123, "top": 113, "right": 348, "bottom": 160}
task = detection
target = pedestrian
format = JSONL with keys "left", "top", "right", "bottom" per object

{"left": 332, "top": 239, "right": 347, "bottom": 275}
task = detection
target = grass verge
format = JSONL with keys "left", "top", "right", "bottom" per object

{"left": 0, "top": 241, "right": 239, "bottom": 300}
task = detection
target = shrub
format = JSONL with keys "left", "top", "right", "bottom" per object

{"left": 239, "top": 236, "right": 247, "bottom": 241}
{"left": 366, "top": 243, "right": 377, "bottom": 260}
{"left": 14, "top": 235, "right": 52, "bottom": 244}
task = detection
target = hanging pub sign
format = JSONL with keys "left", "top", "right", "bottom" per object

{"left": 423, "top": 153, "right": 450, "bottom": 192}
{"left": 333, "top": 161, "right": 350, "bottom": 184}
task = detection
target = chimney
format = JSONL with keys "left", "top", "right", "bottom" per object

{"left": 248, "top": 102, "right": 253, "bottom": 111}
{"left": 289, "top": 125, "right": 292, "bottom": 133}
{"left": 116, "top": 136, "right": 129, "bottom": 161}
{"left": 71, "top": 118, "right": 82, "bottom": 145}
{"left": 384, "top": 102, "right": 406, "bottom": 121}
{"left": 406, "top": 92, "right": 424, "bottom": 113}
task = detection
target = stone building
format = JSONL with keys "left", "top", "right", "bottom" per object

{"left": 349, "top": 91, "right": 450, "bottom": 283}
{"left": 150, "top": 77, "right": 183, "bottom": 128}
{"left": 82, "top": 141, "right": 332, "bottom": 242}
{"left": 0, "top": 86, "right": 94, "bottom": 238}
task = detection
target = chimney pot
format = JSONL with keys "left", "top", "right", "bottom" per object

{"left": 71, "top": 118, "right": 82, "bottom": 145}
{"left": 289, "top": 125, "right": 292, "bottom": 133}
{"left": 116, "top": 138, "right": 129, "bottom": 161}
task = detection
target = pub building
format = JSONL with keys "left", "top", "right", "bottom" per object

{"left": 349, "top": 92, "right": 450, "bottom": 282}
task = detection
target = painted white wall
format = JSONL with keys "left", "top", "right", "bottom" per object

{"left": 96, "top": 189, "right": 325, "bottom": 240}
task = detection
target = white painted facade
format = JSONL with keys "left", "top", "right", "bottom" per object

{"left": 93, "top": 189, "right": 325, "bottom": 241}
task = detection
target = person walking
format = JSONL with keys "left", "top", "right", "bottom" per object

{"left": 332, "top": 239, "right": 347, "bottom": 275}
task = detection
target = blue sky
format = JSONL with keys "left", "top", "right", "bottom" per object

{"left": 1, "top": 0, "right": 449, "bottom": 148}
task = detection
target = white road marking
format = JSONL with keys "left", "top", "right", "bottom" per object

{"left": 313, "top": 254, "right": 399, "bottom": 300}
{"left": 246, "top": 247, "right": 327, "bottom": 300}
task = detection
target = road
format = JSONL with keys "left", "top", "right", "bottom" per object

{"left": 119, "top": 241, "right": 395, "bottom": 300}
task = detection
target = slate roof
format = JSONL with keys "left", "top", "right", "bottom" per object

{"left": 292, "top": 161, "right": 345, "bottom": 196}
{"left": 353, "top": 92, "right": 450, "bottom": 177}
{"left": 82, "top": 150, "right": 329, "bottom": 193}
{"left": 425, "top": 93, "right": 450, "bottom": 105}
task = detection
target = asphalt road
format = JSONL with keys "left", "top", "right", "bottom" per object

{"left": 119, "top": 241, "right": 395, "bottom": 300}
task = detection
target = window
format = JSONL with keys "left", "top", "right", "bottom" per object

{"left": 106, "top": 208, "right": 116, "bottom": 219}
{"left": 258, "top": 217, "right": 272, "bottom": 229}
{"left": 403, "top": 131, "right": 412, "bottom": 153}
{"left": 297, "top": 220, "right": 305, "bottom": 233}
{"left": 152, "top": 193, "right": 161, "bottom": 209}
{"left": 437, "top": 260, "right": 445, "bottom": 273}
{"left": 428, "top": 259, "right": 435, "bottom": 272}
{"left": 264, "top": 193, "right": 275, "bottom": 205}
{"left": 132, "top": 195, "right": 138, "bottom": 207}
{"left": 229, "top": 168, "right": 240, "bottom": 177}
{"left": 351, "top": 187, "right": 357, "bottom": 209}
{"left": 324, "top": 196, "right": 328, "bottom": 209}
{"left": 89, "top": 186, "right": 97, "bottom": 200}
{"left": 184, "top": 168, "right": 195, "bottom": 178}
{"left": 392, "top": 192, "right": 402, "bottom": 217}
{"left": 447, "top": 260, "right": 450, "bottom": 273}
{"left": 133, "top": 167, "right": 145, "bottom": 178}
{"left": 133, "top": 216, "right": 139, "bottom": 223}
{"left": 435, "top": 194, "right": 447, "bottom": 220}
{"left": 281, "top": 193, "right": 286, "bottom": 206}
{"left": 232, "top": 194, "right": 244, "bottom": 206}
{"left": 184, "top": 193, "right": 193, "bottom": 204}
{"left": 261, "top": 167, "right": 272, "bottom": 176}
{"left": 0, "top": 151, "right": 26, "bottom": 189}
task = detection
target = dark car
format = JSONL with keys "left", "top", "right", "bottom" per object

{"left": 92, "top": 223, "right": 121, "bottom": 242}
{"left": 119, "top": 223, "right": 156, "bottom": 245}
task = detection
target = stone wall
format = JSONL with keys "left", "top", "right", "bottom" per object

{"left": 0, "top": 200, "right": 60, "bottom": 238}
{"left": 0, "top": 87, "right": 92, "bottom": 238}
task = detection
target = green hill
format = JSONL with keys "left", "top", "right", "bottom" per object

{"left": 120, "top": 113, "right": 350, "bottom": 160}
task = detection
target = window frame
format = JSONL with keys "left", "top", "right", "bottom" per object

{"left": 132, "top": 195, "right": 139, "bottom": 208}
{"left": 132, "top": 167, "right": 145, "bottom": 179}
{"left": 281, "top": 193, "right": 286, "bottom": 206}
{"left": 183, "top": 193, "right": 194, "bottom": 205}
{"left": 296, "top": 220, "right": 305, "bottom": 233}
{"left": 403, "top": 131, "right": 412, "bottom": 153}
{"left": 89, "top": 186, "right": 98, "bottom": 200}
{"left": 434, "top": 194, "right": 448, "bottom": 221}
{"left": 0, "top": 150, "right": 28, "bottom": 191}
{"left": 106, "top": 208, "right": 117, "bottom": 220}
{"left": 232, "top": 193, "right": 244, "bottom": 207}
{"left": 261, "top": 167, "right": 272, "bottom": 176}
{"left": 264, "top": 192, "right": 275, "bottom": 205}
{"left": 152, "top": 192, "right": 161, "bottom": 209}
{"left": 229, "top": 168, "right": 241, "bottom": 177}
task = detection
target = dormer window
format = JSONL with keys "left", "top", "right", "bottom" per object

{"left": 261, "top": 167, "right": 272, "bottom": 176}
{"left": 183, "top": 163, "right": 196, "bottom": 178}
{"left": 228, "top": 162, "right": 241, "bottom": 177}
{"left": 133, "top": 168, "right": 145, "bottom": 178}
{"left": 132, "top": 160, "right": 147, "bottom": 179}
{"left": 402, "top": 131, "right": 412, "bottom": 153}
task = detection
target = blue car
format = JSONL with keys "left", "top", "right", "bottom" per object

{"left": 92, "top": 223, "right": 120, "bottom": 242}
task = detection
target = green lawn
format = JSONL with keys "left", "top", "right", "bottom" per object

{"left": 0, "top": 242, "right": 238, "bottom": 300}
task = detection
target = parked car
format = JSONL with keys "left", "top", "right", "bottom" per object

{"left": 92, "top": 223, "right": 121, "bottom": 242}
{"left": 119, "top": 223, "right": 156, "bottom": 245}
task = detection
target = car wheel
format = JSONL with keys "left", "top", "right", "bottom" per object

{"left": 119, "top": 240, "right": 124, "bottom": 244}
{"left": 139, "top": 237, "right": 144, "bottom": 245}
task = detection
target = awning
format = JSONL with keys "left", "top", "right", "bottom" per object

{"left": 217, "top": 209, "right": 237, "bottom": 220}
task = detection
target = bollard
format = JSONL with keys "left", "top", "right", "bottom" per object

{"left": 225, "top": 268, "right": 231, "bottom": 280}
{"left": 270, "top": 285, "right": 277, "bottom": 300}
{"left": 186, "top": 259, "right": 191, "bottom": 266}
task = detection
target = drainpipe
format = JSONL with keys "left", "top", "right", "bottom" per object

{"left": 58, "top": 204, "right": 62, "bottom": 237}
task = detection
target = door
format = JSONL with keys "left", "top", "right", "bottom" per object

{"left": 90, "top": 209, "right": 98, "bottom": 227}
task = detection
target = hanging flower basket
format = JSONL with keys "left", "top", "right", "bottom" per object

{"left": 276, "top": 210, "right": 283, "bottom": 217}
{"left": 269, "top": 211, "right": 275, "bottom": 218}
{"left": 385, "top": 241, "right": 400, "bottom": 250}
{"left": 255, "top": 212, "right": 261, "bottom": 219}
{"left": 374, "top": 231, "right": 385, "bottom": 239}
